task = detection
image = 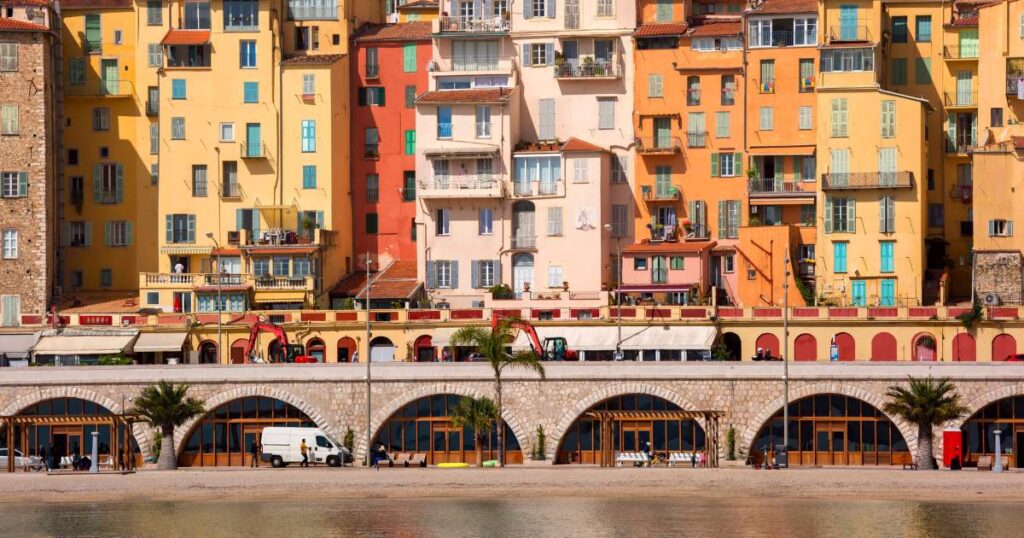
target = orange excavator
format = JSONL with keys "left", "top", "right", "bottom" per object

{"left": 243, "top": 319, "right": 316, "bottom": 363}
{"left": 493, "top": 317, "right": 577, "bottom": 361}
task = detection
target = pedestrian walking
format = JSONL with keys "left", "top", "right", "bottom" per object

{"left": 250, "top": 440, "right": 260, "bottom": 468}
{"left": 299, "top": 439, "right": 309, "bottom": 467}
{"left": 690, "top": 451, "right": 697, "bottom": 468}
{"left": 39, "top": 447, "right": 48, "bottom": 472}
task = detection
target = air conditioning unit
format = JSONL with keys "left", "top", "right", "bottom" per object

{"left": 471, "top": 301, "right": 485, "bottom": 308}
{"left": 983, "top": 293, "right": 1001, "bottom": 306}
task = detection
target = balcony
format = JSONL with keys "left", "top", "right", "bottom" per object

{"left": 825, "top": 24, "right": 873, "bottom": 44}
{"left": 943, "top": 45, "right": 978, "bottom": 60}
{"left": 944, "top": 92, "right": 977, "bottom": 108}
{"left": 748, "top": 178, "right": 815, "bottom": 199}
{"left": 648, "top": 224, "right": 679, "bottom": 243}
{"left": 439, "top": 57, "right": 512, "bottom": 73}
{"left": 286, "top": 0, "right": 337, "bottom": 20}
{"left": 642, "top": 184, "right": 681, "bottom": 201}
{"left": 240, "top": 142, "right": 266, "bottom": 159}
{"left": 686, "top": 132, "right": 707, "bottom": 148}
{"left": 553, "top": 59, "right": 623, "bottom": 80}
{"left": 141, "top": 272, "right": 204, "bottom": 289}
{"left": 820, "top": 171, "right": 913, "bottom": 190}
{"left": 437, "top": 123, "right": 453, "bottom": 139}
{"left": 510, "top": 235, "right": 536, "bottom": 250}
{"left": 635, "top": 137, "right": 681, "bottom": 155}
{"left": 946, "top": 136, "right": 977, "bottom": 154}
{"left": 435, "top": 15, "right": 510, "bottom": 35}
{"left": 685, "top": 224, "right": 710, "bottom": 240}
{"left": 748, "top": 30, "right": 818, "bottom": 48}
{"left": 950, "top": 182, "right": 973, "bottom": 202}
{"left": 253, "top": 275, "right": 314, "bottom": 291}
{"left": 242, "top": 227, "right": 325, "bottom": 248}
{"left": 417, "top": 175, "right": 504, "bottom": 199}
{"left": 513, "top": 180, "right": 563, "bottom": 197}
{"left": 64, "top": 79, "right": 135, "bottom": 98}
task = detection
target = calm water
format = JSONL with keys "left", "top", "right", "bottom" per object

{"left": 1, "top": 496, "right": 1022, "bottom": 537}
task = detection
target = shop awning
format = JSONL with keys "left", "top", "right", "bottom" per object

{"left": 161, "top": 29, "right": 211, "bottom": 46}
{"left": 747, "top": 145, "right": 817, "bottom": 156}
{"left": 423, "top": 146, "right": 499, "bottom": 159}
{"left": 133, "top": 332, "right": 188, "bottom": 353}
{"left": 619, "top": 284, "right": 694, "bottom": 293}
{"left": 160, "top": 245, "right": 212, "bottom": 255}
{"left": 0, "top": 332, "right": 39, "bottom": 359}
{"left": 33, "top": 334, "right": 138, "bottom": 355}
{"left": 512, "top": 325, "right": 716, "bottom": 351}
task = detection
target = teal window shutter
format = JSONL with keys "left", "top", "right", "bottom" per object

{"left": 92, "top": 164, "right": 102, "bottom": 202}
{"left": 126, "top": 221, "right": 133, "bottom": 245}
{"left": 172, "top": 79, "right": 186, "bottom": 99}
{"left": 104, "top": 221, "right": 112, "bottom": 246}
{"left": 115, "top": 164, "right": 124, "bottom": 203}
{"left": 17, "top": 172, "right": 28, "bottom": 196}
{"left": 403, "top": 43, "right": 416, "bottom": 72}
{"left": 243, "top": 82, "right": 258, "bottom": 103}
{"left": 165, "top": 214, "right": 173, "bottom": 243}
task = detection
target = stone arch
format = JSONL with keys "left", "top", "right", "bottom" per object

{"left": 361, "top": 383, "right": 530, "bottom": 463}
{"left": 548, "top": 383, "right": 702, "bottom": 461}
{"left": 794, "top": 333, "right": 817, "bottom": 361}
{"left": 174, "top": 385, "right": 333, "bottom": 458}
{"left": 739, "top": 382, "right": 917, "bottom": 459}
{"left": 956, "top": 383, "right": 1024, "bottom": 427}
{"left": 0, "top": 387, "right": 153, "bottom": 460}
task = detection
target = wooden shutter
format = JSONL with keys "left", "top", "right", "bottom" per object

{"left": 425, "top": 261, "right": 436, "bottom": 288}
{"left": 846, "top": 198, "right": 856, "bottom": 233}
{"left": 717, "top": 200, "right": 726, "bottom": 238}
{"left": 824, "top": 197, "right": 833, "bottom": 234}
{"left": 17, "top": 172, "right": 27, "bottom": 197}
{"left": 710, "top": 153, "right": 719, "bottom": 177}
{"left": 450, "top": 260, "right": 459, "bottom": 289}
{"left": 92, "top": 164, "right": 102, "bottom": 202}
{"left": 115, "top": 164, "right": 124, "bottom": 203}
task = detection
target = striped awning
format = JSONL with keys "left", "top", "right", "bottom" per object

{"left": 160, "top": 245, "right": 212, "bottom": 255}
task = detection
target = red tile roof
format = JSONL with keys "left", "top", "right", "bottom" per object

{"left": 332, "top": 260, "right": 421, "bottom": 300}
{"left": 397, "top": 0, "right": 438, "bottom": 10}
{"left": 561, "top": 137, "right": 605, "bottom": 153}
{"left": 0, "top": 17, "right": 48, "bottom": 32}
{"left": 353, "top": 22, "right": 432, "bottom": 42}
{"left": 60, "top": 0, "right": 132, "bottom": 9}
{"left": 281, "top": 53, "right": 345, "bottom": 65}
{"left": 416, "top": 87, "right": 514, "bottom": 104}
{"left": 749, "top": 0, "right": 817, "bottom": 14}
{"left": 635, "top": 22, "right": 688, "bottom": 37}
{"left": 688, "top": 20, "right": 742, "bottom": 37}
{"left": 624, "top": 241, "right": 718, "bottom": 254}
{"left": 1, "top": 0, "right": 49, "bottom": 6}
{"left": 161, "top": 29, "right": 210, "bottom": 46}
{"left": 515, "top": 141, "right": 563, "bottom": 153}
{"left": 946, "top": 15, "right": 979, "bottom": 27}
{"left": 55, "top": 293, "right": 140, "bottom": 314}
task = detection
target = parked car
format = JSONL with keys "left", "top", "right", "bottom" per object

{"left": 0, "top": 448, "right": 41, "bottom": 470}
{"left": 260, "top": 427, "right": 351, "bottom": 468}
{"left": 1005, "top": 354, "right": 1024, "bottom": 362}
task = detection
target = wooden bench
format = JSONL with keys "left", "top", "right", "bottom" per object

{"left": 976, "top": 455, "right": 993, "bottom": 470}
{"left": 902, "top": 461, "right": 918, "bottom": 470}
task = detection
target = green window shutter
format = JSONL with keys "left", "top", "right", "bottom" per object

{"left": 847, "top": 198, "right": 856, "bottom": 232}
{"left": 824, "top": 197, "right": 833, "bottom": 234}
{"left": 126, "top": 221, "right": 133, "bottom": 245}
{"left": 405, "top": 85, "right": 416, "bottom": 108}
{"left": 793, "top": 157, "right": 803, "bottom": 180}
{"left": 18, "top": 171, "right": 28, "bottom": 196}
{"left": 165, "top": 215, "right": 173, "bottom": 243}
{"left": 734, "top": 152, "right": 742, "bottom": 176}
{"left": 187, "top": 214, "right": 196, "bottom": 243}
{"left": 717, "top": 200, "right": 726, "bottom": 238}
{"left": 92, "top": 164, "right": 102, "bottom": 202}
{"left": 316, "top": 211, "right": 324, "bottom": 228}
{"left": 104, "top": 221, "right": 112, "bottom": 246}
{"left": 115, "top": 164, "right": 124, "bottom": 203}
{"left": 710, "top": 153, "right": 719, "bottom": 177}
{"left": 378, "top": 87, "right": 386, "bottom": 107}
{"left": 403, "top": 43, "right": 416, "bottom": 72}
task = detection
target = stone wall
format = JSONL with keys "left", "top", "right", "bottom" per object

{"left": 974, "top": 251, "right": 1024, "bottom": 305}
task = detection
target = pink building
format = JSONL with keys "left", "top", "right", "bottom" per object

{"left": 620, "top": 241, "right": 717, "bottom": 305}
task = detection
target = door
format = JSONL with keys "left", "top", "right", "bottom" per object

{"left": 101, "top": 59, "right": 119, "bottom": 95}
{"left": 431, "top": 422, "right": 461, "bottom": 465}
{"left": 959, "top": 29, "right": 978, "bottom": 59}
{"left": 512, "top": 253, "right": 534, "bottom": 295}
{"left": 880, "top": 279, "right": 896, "bottom": 307}
{"left": 878, "top": 148, "right": 896, "bottom": 186}
{"left": 244, "top": 430, "right": 259, "bottom": 466}
{"left": 839, "top": 5, "right": 858, "bottom": 40}
{"left": 851, "top": 280, "right": 866, "bottom": 306}
{"left": 620, "top": 422, "right": 653, "bottom": 453}
{"left": 709, "top": 256, "right": 722, "bottom": 287}
{"left": 815, "top": 423, "right": 845, "bottom": 465}
{"left": 562, "top": 40, "right": 578, "bottom": 65}
{"left": 564, "top": 0, "right": 579, "bottom": 29}
{"left": 245, "top": 123, "right": 261, "bottom": 157}
{"left": 956, "top": 71, "right": 973, "bottom": 105}
{"left": 1016, "top": 431, "right": 1024, "bottom": 468}
{"left": 654, "top": 117, "right": 672, "bottom": 148}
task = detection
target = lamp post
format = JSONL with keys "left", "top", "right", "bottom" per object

{"left": 782, "top": 252, "right": 790, "bottom": 465}
{"left": 206, "top": 232, "right": 222, "bottom": 364}
{"left": 993, "top": 429, "right": 1003, "bottom": 473}
{"left": 364, "top": 253, "right": 373, "bottom": 467}
{"left": 603, "top": 224, "right": 623, "bottom": 361}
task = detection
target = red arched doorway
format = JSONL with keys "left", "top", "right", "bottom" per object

{"left": 992, "top": 334, "right": 1017, "bottom": 361}
{"left": 413, "top": 335, "right": 435, "bottom": 362}
{"left": 794, "top": 334, "right": 817, "bottom": 361}
{"left": 951, "top": 333, "right": 976, "bottom": 362}
{"left": 833, "top": 332, "right": 855, "bottom": 361}
{"left": 755, "top": 333, "right": 780, "bottom": 358}
{"left": 912, "top": 332, "right": 937, "bottom": 361}
{"left": 337, "top": 337, "right": 356, "bottom": 363}
{"left": 230, "top": 338, "right": 248, "bottom": 364}
{"left": 871, "top": 333, "right": 897, "bottom": 361}
{"left": 306, "top": 337, "right": 325, "bottom": 363}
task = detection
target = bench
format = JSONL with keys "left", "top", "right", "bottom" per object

{"left": 668, "top": 452, "right": 698, "bottom": 467}
{"left": 59, "top": 456, "right": 74, "bottom": 470}
{"left": 408, "top": 453, "right": 426, "bottom": 467}
{"left": 614, "top": 452, "right": 650, "bottom": 467}
{"left": 976, "top": 455, "right": 993, "bottom": 470}
{"left": 98, "top": 455, "right": 114, "bottom": 469}
{"left": 902, "top": 461, "right": 918, "bottom": 470}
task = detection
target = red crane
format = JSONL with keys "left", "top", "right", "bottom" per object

{"left": 492, "top": 317, "right": 577, "bottom": 361}
{"left": 242, "top": 320, "right": 316, "bottom": 363}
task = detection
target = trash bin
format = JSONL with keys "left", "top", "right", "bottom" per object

{"left": 774, "top": 444, "right": 789, "bottom": 468}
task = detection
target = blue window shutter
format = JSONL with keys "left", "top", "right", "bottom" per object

{"left": 494, "top": 259, "right": 502, "bottom": 285}
{"left": 126, "top": 221, "right": 133, "bottom": 245}
{"left": 236, "top": 209, "right": 243, "bottom": 231}
{"left": 544, "top": 43, "right": 554, "bottom": 65}
{"left": 522, "top": 44, "right": 531, "bottom": 66}
{"left": 316, "top": 211, "right": 324, "bottom": 228}
{"left": 524, "top": 1, "right": 532, "bottom": 19}
{"left": 547, "top": 0, "right": 555, "bottom": 17}
{"left": 17, "top": 172, "right": 28, "bottom": 196}
{"left": 115, "top": 164, "right": 124, "bottom": 203}
{"left": 450, "top": 260, "right": 459, "bottom": 289}
{"left": 471, "top": 260, "right": 480, "bottom": 289}
{"left": 425, "top": 261, "right": 436, "bottom": 288}
{"left": 165, "top": 215, "right": 173, "bottom": 243}
{"left": 92, "top": 164, "right": 102, "bottom": 202}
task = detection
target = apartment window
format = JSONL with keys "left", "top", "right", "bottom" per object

{"left": 916, "top": 16, "right": 931, "bottom": 42}
{"left": 611, "top": 204, "right": 628, "bottom": 237}
{"left": 403, "top": 171, "right": 416, "bottom": 202}
{"left": 525, "top": 43, "right": 553, "bottom": 67}
{"left": 891, "top": 58, "right": 907, "bottom": 85}
{"left": 880, "top": 241, "right": 895, "bottom": 273}
{"left": 476, "top": 260, "right": 496, "bottom": 288}
{"left": 222, "top": 162, "right": 238, "bottom": 196}
{"left": 759, "top": 107, "right": 773, "bottom": 131}
{"left": 435, "top": 208, "right": 450, "bottom": 236}
{"left": 85, "top": 14, "right": 101, "bottom": 53}
{"left": 243, "top": 82, "right": 258, "bottom": 103}
{"left": 476, "top": 106, "right": 491, "bottom": 138}
{"left": 191, "top": 165, "right": 208, "bottom": 197}
{"left": 1, "top": 172, "right": 26, "bottom": 199}
{"left": 365, "top": 213, "right": 378, "bottom": 234}
{"left": 820, "top": 48, "right": 873, "bottom": 72}
{"left": 596, "top": 0, "right": 613, "bottom": 16}
{"left": 800, "top": 204, "right": 815, "bottom": 227}
{"left": 715, "top": 111, "right": 730, "bottom": 138}
{"left": 477, "top": 208, "right": 494, "bottom": 235}
{"left": 573, "top": 159, "right": 589, "bottom": 183}
{"left": 533, "top": 99, "right": 554, "bottom": 139}
{"left": 824, "top": 197, "right": 855, "bottom": 233}
{"left": 892, "top": 16, "right": 908, "bottom": 43}
{"left": 166, "top": 214, "right": 196, "bottom": 243}
{"left": 648, "top": 74, "right": 663, "bottom": 98}
{"left": 106, "top": 221, "right": 131, "bottom": 247}
{"left": 0, "top": 105, "right": 17, "bottom": 135}
{"left": 881, "top": 101, "right": 896, "bottom": 138}
{"left": 547, "top": 265, "right": 564, "bottom": 288}
{"left": 358, "top": 87, "right": 385, "bottom": 106}
{"left": 366, "top": 173, "right": 379, "bottom": 202}
{"left": 597, "top": 98, "right": 615, "bottom": 130}
{"left": 830, "top": 98, "right": 848, "bottom": 137}
{"left": 711, "top": 152, "right": 742, "bottom": 177}
{"left": 802, "top": 156, "right": 816, "bottom": 182}
{"left": 989, "top": 219, "right": 1014, "bottom": 237}
{"left": 98, "top": 268, "right": 112, "bottom": 288}
{"left": 670, "top": 256, "right": 684, "bottom": 270}
{"left": 928, "top": 204, "right": 944, "bottom": 228}
{"left": 150, "top": 164, "right": 159, "bottom": 184}
{"left": 799, "top": 58, "right": 815, "bottom": 91}
{"left": 611, "top": 154, "right": 629, "bottom": 183}
{"left": 405, "top": 85, "right": 416, "bottom": 108}
{"left": 833, "top": 242, "right": 848, "bottom": 273}
{"left": 220, "top": 122, "right": 235, "bottom": 142}
{"left": 183, "top": 0, "right": 211, "bottom": 29}
{"left": 365, "top": 47, "right": 378, "bottom": 78}
{"left": 303, "top": 165, "right": 317, "bottom": 189}
{"left": 93, "top": 163, "right": 122, "bottom": 204}
{"left": 171, "top": 117, "right": 185, "bottom": 139}
{"left": 224, "top": 0, "right": 258, "bottom": 30}
{"left": 68, "top": 57, "right": 84, "bottom": 84}
{"left": 404, "top": 129, "right": 416, "bottom": 155}
{"left": 433, "top": 160, "right": 449, "bottom": 185}
{"left": 68, "top": 221, "right": 89, "bottom": 246}
{"left": 269, "top": 256, "right": 288, "bottom": 276}
{"left": 433, "top": 260, "right": 455, "bottom": 289}
{"left": 147, "top": 0, "right": 162, "bottom": 24}
{"left": 302, "top": 74, "right": 315, "bottom": 97}
{"left": 69, "top": 271, "right": 84, "bottom": 289}
{"left": 547, "top": 207, "right": 563, "bottom": 236}
{"left": 1, "top": 229, "right": 16, "bottom": 259}
{"left": 253, "top": 258, "right": 270, "bottom": 276}
{"left": 797, "top": 106, "right": 812, "bottom": 130}
{"left": 634, "top": 258, "right": 647, "bottom": 270}
{"left": 721, "top": 75, "right": 735, "bottom": 105}
{"left": 402, "top": 42, "right": 417, "bottom": 72}
{"left": 880, "top": 195, "right": 895, "bottom": 233}
{"left": 437, "top": 106, "right": 452, "bottom": 139}
{"left": 724, "top": 255, "right": 735, "bottom": 273}
{"left": 759, "top": 60, "right": 775, "bottom": 92}
{"left": 529, "top": 0, "right": 548, "bottom": 18}
{"left": 915, "top": 58, "right": 931, "bottom": 85}
{"left": 992, "top": 108, "right": 1004, "bottom": 128}
{"left": 688, "top": 201, "right": 707, "bottom": 237}
{"left": 93, "top": 108, "right": 110, "bottom": 131}
{"left": 293, "top": 258, "right": 311, "bottom": 277}
{"left": 717, "top": 200, "right": 740, "bottom": 239}
{"left": 686, "top": 76, "right": 700, "bottom": 105}
{"left": 113, "top": 30, "right": 123, "bottom": 45}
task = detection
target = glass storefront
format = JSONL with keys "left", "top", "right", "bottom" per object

{"left": 961, "top": 395, "right": 1024, "bottom": 468}
{"left": 178, "top": 397, "right": 314, "bottom": 467}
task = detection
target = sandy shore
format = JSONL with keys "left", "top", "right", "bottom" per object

{"left": 1, "top": 466, "right": 1023, "bottom": 505}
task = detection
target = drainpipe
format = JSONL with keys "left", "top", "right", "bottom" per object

{"left": 52, "top": 2, "right": 65, "bottom": 303}
{"left": 275, "top": 5, "right": 284, "bottom": 226}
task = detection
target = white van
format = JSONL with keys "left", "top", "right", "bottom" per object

{"left": 260, "top": 427, "right": 351, "bottom": 468}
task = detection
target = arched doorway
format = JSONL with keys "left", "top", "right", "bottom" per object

{"left": 198, "top": 341, "right": 218, "bottom": 364}
{"left": 751, "top": 394, "right": 911, "bottom": 466}
{"left": 306, "top": 338, "right": 325, "bottom": 363}
{"left": 755, "top": 333, "right": 780, "bottom": 357}
{"left": 833, "top": 332, "right": 855, "bottom": 361}
{"left": 794, "top": 334, "right": 817, "bottom": 361}
{"left": 369, "top": 336, "right": 395, "bottom": 362}
{"left": 230, "top": 338, "right": 248, "bottom": 364}
{"left": 413, "top": 335, "right": 435, "bottom": 362}
{"left": 512, "top": 253, "right": 534, "bottom": 295}
{"left": 373, "top": 394, "right": 521, "bottom": 465}
{"left": 871, "top": 333, "right": 897, "bottom": 361}
{"left": 721, "top": 332, "right": 741, "bottom": 361}
{"left": 337, "top": 337, "right": 356, "bottom": 363}
{"left": 961, "top": 395, "right": 1024, "bottom": 468}
{"left": 952, "top": 333, "right": 976, "bottom": 362}
{"left": 912, "top": 332, "right": 937, "bottom": 362}
{"left": 992, "top": 334, "right": 1017, "bottom": 361}
{"left": 178, "top": 396, "right": 316, "bottom": 467}
{"left": 557, "top": 393, "right": 706, "bottom": 464}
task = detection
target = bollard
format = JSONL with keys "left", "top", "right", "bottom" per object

{"left": 993, "top": 430, "right": 1003, "bottom": 473}
{"left": 90, "top": 431, "right": 99, "bottom": 474}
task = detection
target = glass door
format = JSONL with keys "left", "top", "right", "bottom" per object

{"left": 654, "top": 117, "right": 671, "bottom": 149}
{"left": 839, "top": 5, "right": 858, "bottom": 40}
{"left": 956, "top": 71, "right": 973, "bottom": 105}
{"left": 101, "top": 59, "right": 119, "bottom": 95}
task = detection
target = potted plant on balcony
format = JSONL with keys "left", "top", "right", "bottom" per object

{"left": 298, "top": 216, "right": 314, "bottom": 244}
{"left": 562, "top": 281, "right": 569, "bottom": 291}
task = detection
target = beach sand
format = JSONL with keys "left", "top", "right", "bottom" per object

{"left": 1, "top": 465, "right": 1023, "bottom": 504}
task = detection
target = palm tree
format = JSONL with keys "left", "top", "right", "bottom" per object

{"left": 883, "top": 376, "right": 968, "bottom": 470}
{"left": 451, "top": 319, "right": 545, "bottom": 466}
{"left": 129, "top": 381, "right": 206, "bottom": 470}
{"left": 449, "top": 396, "right": 499, "bottom": 467}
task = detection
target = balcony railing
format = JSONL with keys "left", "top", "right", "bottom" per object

{"left": 438, "top": 123, "right": 453, "bottom": 139}
{"left": 642, "top": 184, "right": 681, "bottom": 201}
{"left": 65, "top": 79, "right": 135, "bottom": 98}
{"left": 685, "top": 224, "right": 709, "bottom": 240}
{"left": 748, "top": 178, "right": 815, "bottom": 197}
{"left": 451, "top": 56, "right": 500, "bottom": 72}
{"left": 241, "top": 142, "right": 266, "bottom": 158}
{"left": 418, "top": 176, "right": 502, "bottom": 198}
{"left": 513, "top": 180, "right": 563, "bottom": 197}
{"left": 143, "top": 272, "right": 203, "bottom": 287}
{"left": 686, "top": 132, "right": 707, "bottom": 148}
{"left": 436, "top": 15, "right": 510, "bottom": 34}
{"left": 800, "top": 77, "right": 815, "bottom": 92}
{"left": 946, "top": 136, "right": 977, "bottom": 153}
{"left": 943, "top": 45, "right": 978, "bottom": 60}
{"left": 202, "top": 273, "right": 246, "bottom": 286}
{"left": 826, "top": 24, "right": 873, "bottom": 43}
{"left": 245, "top": 228, "right": 319, "bottom": 247}
{"left": 511, "top": 235, "right": 536, "bottom": 249}
{"left": 821, "top": 171, "right": 913, "bottom": 190}
{"left": 553, "top": 59, "right": 622, "bottom": 79}
{"left": 748, "top": 30, "right": 818, "bottom": 48}
{"left": 254, "top": 275, "right": 313, "bottom": 290}
{"left": 950, "top": 182, "right": 973, "bottom": 202}
{"left": 944, "top": 91, "right": 977, "bottom": 107}
{"left": 635, "top": 137, "right": 681, "bottom": 155}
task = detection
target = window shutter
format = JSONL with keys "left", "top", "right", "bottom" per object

{"left": 17, "top": 172, "right": 28, "bottom": 197}
{"left": 972, "top": 113, "right": 977, "bottom": 145}
{"left": 378, "top": 88, "right": 386, "bottom": 107}
{"left": 824, "top": 197, "right": 833, "bottom": 234}
{"left": 115, "top": 164, "right": 124, "bottom": 203}
{"left": 544, "top": 43, "right": 554, "bottom": 65}
{"left": 1009, "top": 220, "right": 1015, "bottom": 236}
{"left": 728, "top": 201, "right": 739, "bottom": 237}
{"left": 236, "top": 209, "right": 243, "bottom": 231}
{"left": 494, "top": 260, "right": 503, "bottom": 286}
{"left": 358, "top": 88, "right": 367, "bottom": 106}
{"left": 547, "top": 0, "right": 555, "bottom": 18}
{"left": 60, "top": 222, "right": 70, "bottom": 247}
{"left": 471, "top": 260, "right": 481, "bottom": 289}
{"left": 104, "top": 221, "right": 111, "bottom": 246}
{"left": 710, "top": 153, "right": 719, "bottom": 177}
{"left": 988, "top": 220, "right": 995, "bottom": 236}
{"left": 187, "top": 214, "right": 196, "bottom": 243}
{"left": 846, "top": 198, "right": 856, "bottom": 232}
{"left": 126, "top": 221, "right": 134, "bottom": 245}
{"left": 879, "top": 196, "right": 887, "bottom": 233}
{"left": 425, "top": 261, "right": 436, "bottom": 288}
{"left": 450, "top": 260, "right": 459, "bottom": 289}
{"left": 717, "top": 200, "right": 726, "bottom": 238}
{"left": 524, "top": 1, "right": 532, "bottom": 19}
{"left": 522, "top": 44, "right": 531, "bottom": 66}
{"left": 947, "top": 114, "right": 956, "bottom": 147}
{"left": 165, "top": 215, "right": 173, "bottom": 243}
{"left": 83, "top": 222, "right": 92, "bottom": 246}
{"left": 887, "top": 197, "right": 895, "bottom": 233}
{"left": 793, "top": 157, "right": 803, "bottom": 181}
{"left": 734, "top": 153, "right": 743, "bottom": 176}
{"left": 92, "top": 164, "right": 102, "bottom": 202}
{"left": 316, "top": 211, "right": 324, "bottom": 228}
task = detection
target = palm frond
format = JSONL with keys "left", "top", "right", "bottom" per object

{"left": 883, "top": 376, "right": 969, "bottom": 427}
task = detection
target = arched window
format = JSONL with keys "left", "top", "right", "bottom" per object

{"left": 337, "top": 337, "right": 356, "bottom": 363}
{"left": 951, "top": 333, "right": 976, "bottom": 362}
{"left": 179, "top": 396, "right": 315, "bottom": 467}
{"left": 230, "top": 338, "right": 249, "bottom": 364}
{"left": 755, "top": 333, "right": 780, "bottom": 357}
{"left": 912, "top": 332, "right": 937, "bottom": 362}
{"left": 961, "top": 395, "right": 1024, "bottom": 468}
{"left": 413, "top": 335, "right": 435, "bottom": 362}
{"left": 871, "top": 333, "right": 897, "bottom": 361}
{"left": 199, "top": 341, "right": 218, "bottom": 364}
{"left": 512, "top": 253, "right": 534, "bottom": 294}
{"left": 833, "top": 333, "right": 855, "bottom": 361}
{"left": 992, "top": 334, "right": 1017, "bottom": 361}
{"left": 794, "top": 334, "right": 817, "bottom": 361}
{"left": 306, "top": 338, "right": 325, "bottom": 363}
{"left": 369, "top": 336, "right": 395, "bottom": 362}
{"left": 721, "top": 332, "right": 741, "bottom": 361}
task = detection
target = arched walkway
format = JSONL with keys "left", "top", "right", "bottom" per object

{"left": 992, "top": 334, "right": 1017, "bottom": 361}
{"left": 912, "top": 332, "right": 937, "bottom": 362}
{"left": 370, "top": 336, "right": 395, "bottom": 362}
{"left": 959, "top": 394, "right": 1024, "bottom": 468}
{"left": 794, "top": 334, "right": 817, "bottom": 361}
{"left": 952, "top": 333, "right": 976, "bottom": 362}
{"left": 198, "top": 340, "right": 218, "bottom": 364}
{"left": 413, "top": 335, "right": 435, "bottom": 362}
{"left": 755, "top": 333, "right": 780, "bottom": 357}
{"left": 337, "top": 337, "right": 356, "bottom": 363}
{"left": 721, "top": 332, "right": 741, "bottom": 361}
{"left": 871, "top": 332, "right": 897, "bottom": 361}
{"left": 833, "top": 332, "right": 855, "bottom": 361}
{"left": 229, "top": 338, "right": 248, "bottom": 364}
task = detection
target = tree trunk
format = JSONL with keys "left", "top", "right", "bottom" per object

{"left": 917, "top": 424, "right": 935, "bottom": 470}
{"left": 496, "top": 376, "right": 504, "bottom": 468}
{"left": 476, "top": 434, "right": 485, "bottom": 467}
{"left": 157, "top": 425, "right": 177, "bottom": 470}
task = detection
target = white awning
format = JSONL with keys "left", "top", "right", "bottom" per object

{"left": 0, "top": 333, "right": 40, "bottom": 359}
{"left": 133, "top": 332, "right": 188, "bottom": 353}
{"left": 33, "top": 334, "right": 138, "bottom": 355}
{"left": 512, "top": 326, "right": 716, "bottom": 351}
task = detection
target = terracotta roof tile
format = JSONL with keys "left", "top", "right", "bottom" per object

{"left": 749, "top": 0, "right": 817, "bottom": 14}
{"left": 55, "top": 293, "right": 140, "bottom": 314}
{"left": 332, "top": 260, "right": 421, "bottom": 300}
{"left": 1, "top": 0, "right": 49, "bottom": 6}
{"left": 515, "top": 141, "right": 563, "bottom": 153}
{"left": 635, "top": 22, "right": 688, "bottom": 37}
{"left": 281, "top": 53, "right": 345, "bottom": 65}
{"left": 688, "top": 20, "right": 742, "bottom": 37}
{"left": 416, "top": 87, "right": 513, "bottom": 104}
{"left": 353, "top": 22, "right": 432, "bottom": 42}
{"left": 0, "top": 17, "right": 48, "bottom": 32}
{"left": 946, "top": 15, "right": 978, "bottom": 27}
{"left": 398, "top": 0, "right": 438, "bottom": 10}
{"left": 60, "top": 0, "right": 132, "bottom": 9}
{"left": 561, "top": 137, "right": 606, "bottom": 153}
{"left": 624, "top": 241, "right": 718, "bottom": 254}
{"left": 160, "top": 29, "right": 210, "bottom": 46}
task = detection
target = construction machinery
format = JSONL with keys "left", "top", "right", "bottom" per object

{"left": 242, "top": 319, "right": 316, "bottom": 363}
{"left": 493, "top": 317, "right": 577, "bottom": 361}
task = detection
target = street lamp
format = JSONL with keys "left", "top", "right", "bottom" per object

{"left": 782, "top": 251, "right": 790, "bottom": 465}
{"left": 206, "top": 232, "right": 222, "bottom": 364}
{"left": 603, "top": 224, "right": 623, "bottom": 361}
{"left": 364, "top": 253, "right": 373, "bottom": 467}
